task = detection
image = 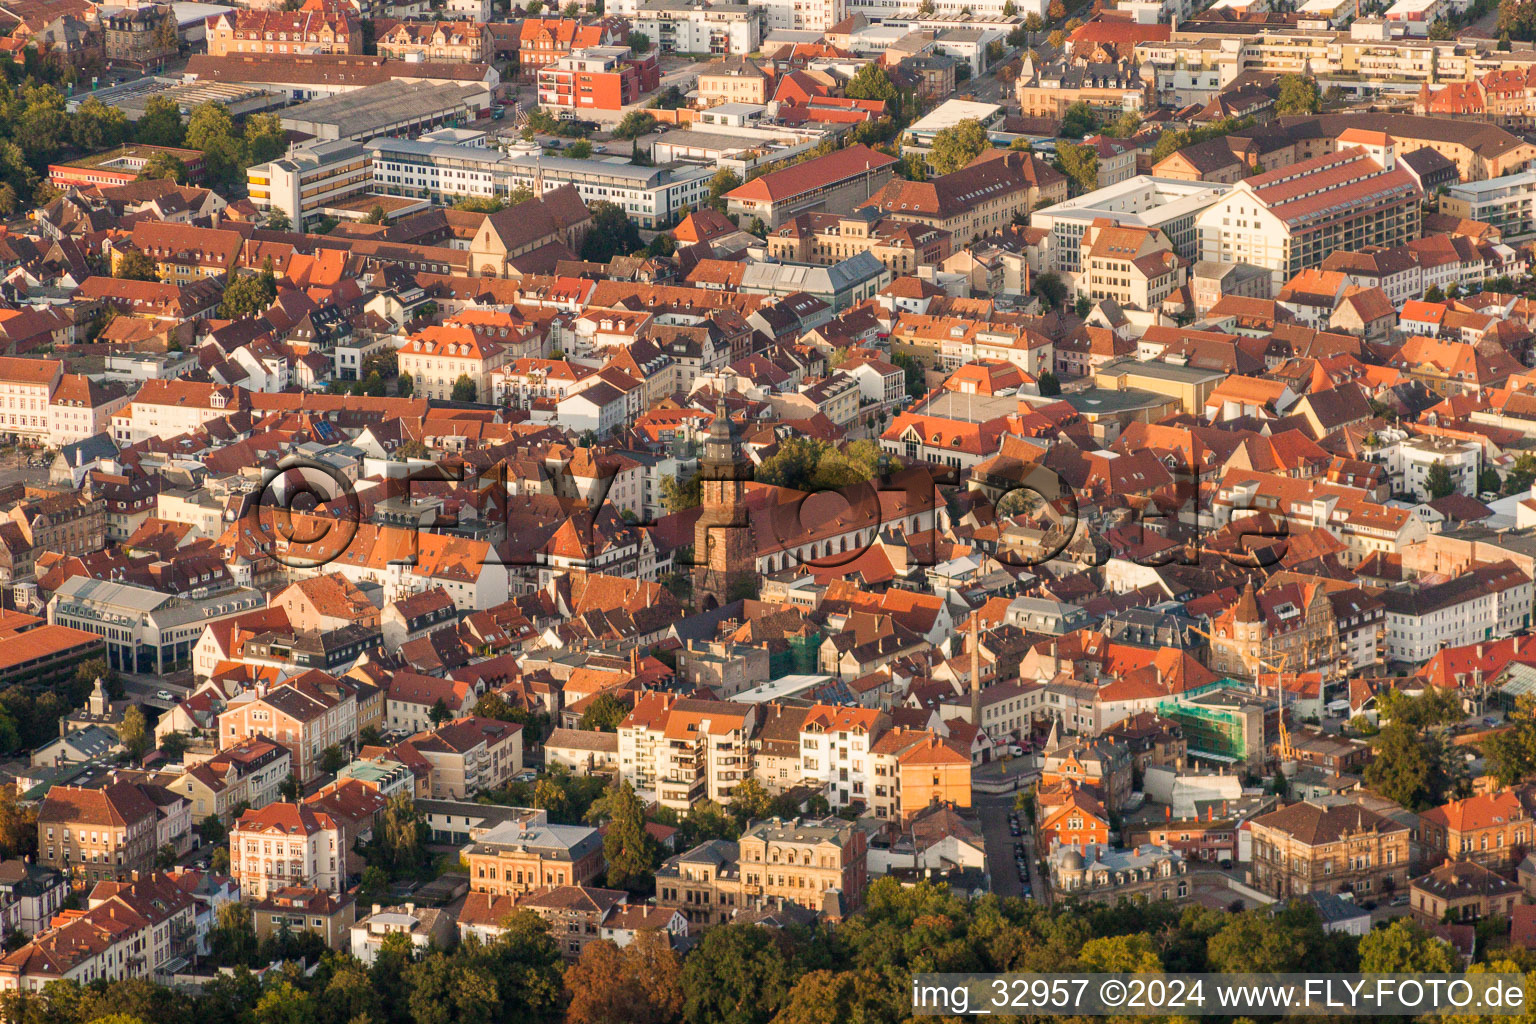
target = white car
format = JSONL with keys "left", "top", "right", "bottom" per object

{"left": 155, "top": 689, "right": 175, "bottom": 702}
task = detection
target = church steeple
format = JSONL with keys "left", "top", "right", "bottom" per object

{"left": 693, "top": 399, "right": 753, "bottom": 609}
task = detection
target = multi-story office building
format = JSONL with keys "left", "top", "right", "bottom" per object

{"left": 247, "top": 139, "right": 379, "bottom": 231}
{"left": 368, "top": 137, "right": 714, "bottom": 228}
{"left": 49, "top": 576, "right": 264, "bottom": 676}
{"left": 619, "top": 692, "right": 756, "bottom": 810}
{"left": 37, "top": 783, "right": 162, "bottom": 885}
{"left": 1195, "top": 138, "right": 1422, "bottom": 289}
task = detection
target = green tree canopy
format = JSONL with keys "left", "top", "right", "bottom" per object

{"left": 114, "top": 248, "right": 159, "bottom": 282}
{"left": 1275, "top": 74, "right": 1323, "bottom": 115}
{"left": 601, "top": 779, "right": 660, "bottom": 893}
{"left": 926, "top": 118, "right": 989, "bottom": 175}
{"left": 579, "top": 692, "right": 629, "bottom": 732}
{"left": 580, "top": 201, "right": 642, "bottom": 263}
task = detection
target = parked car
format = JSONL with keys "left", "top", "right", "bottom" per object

{"left": 155, "top": 689, "right": 174, "bottom": 701}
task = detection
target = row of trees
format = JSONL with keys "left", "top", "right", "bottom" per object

{"left": 4, "top": 878, "right": 1525, "bottom": 1024}
{"left": 0, "top": 71, "right": 284, "bottom": 210}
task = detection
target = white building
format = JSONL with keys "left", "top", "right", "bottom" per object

{"left": 1400, "top": 436, "right": 1480, "bottom": 501}
{"left": 247, "top": 139, "right": 381, "bottom": 232}
{"left": 798, "top": 705, "right": 886, "bottom": 810}
{"left": 0, "top": 356, "right": 63, "bottom": 442}
{"left": 1031, "top": 176, "right": 1232, "bottom": 274}
{"left": 1382, "top": 561, "right": 1533, "bottom": 663}
{"left": 49, "top": 576, "right": 264, "bottom": 676}
{"left": 230, "top": 802, "right": 344, "bottom": 902}
{"left": 367, "top": 137, "right": 714, "bottom": 229}
{"left": 628, "top": 0, "right": 761, "bottom": 55}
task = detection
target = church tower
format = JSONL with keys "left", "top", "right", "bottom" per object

{"left": 693, "top": 402, "right": 753, "bottom": 609}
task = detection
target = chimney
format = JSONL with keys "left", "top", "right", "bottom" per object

{"left": 373, "top": 903, "right": 381, "bottom": 916}
{"left": 970, "top": 613, "right": 981, "bottom": 726}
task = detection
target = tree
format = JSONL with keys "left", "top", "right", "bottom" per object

{"left": 70, "top": 97, "right": 130, "bottom": 153}
{"left": 118, "top": 705, "right": 149, "bottom": 758}
{"left": 602, "top": 779, "right": 660, "bottom": 893}
{"left": 1074, "top": 295, "right": 1093, "bottom": 318}
{"left": 1275, "top": 74, "right": 1322, "bottom": 115}
{"left": 1055, "top": 140, "right": 1097, "bottom": 193}
{"left": 1078, "top": 933, "right": 1162, "bottom": 973}
{"left": 1425, "top": 460, "right": 1456, "bottom": 499}
{"left": 1060, "top": 100, "right": 1100, "bottom": 139}
{"left": 1484, "top": 696, "right": 1536, "bottom": 786}
{"left": 1038, "top": 370, "right": 1061, "bottom": 396}
{"left": 1363, "top": 719, "right": 1464, "bottom": 811}
{"left": 660, "top": 472, "right": 702, "bottom": 513}
{"left": 198, "top": 814, "right": 226, "bottom": 847}
{"left": 1048, "top": 0, "right": 1065, "bottom": 17}
{"left": 1032, "top": 270, "right": 1068, "bottom": 309}
{"left": 926, "top": 118, "right": 988, "bottom": 175}
{"left": 1358, "top": 919, "right": 1457, "bottom": 973}
{"left": 614, "top": 110, "right": 658, "bottom": 140}
{"left": 155, "top": 843, "right": 176, "bottom": 870}
{"left": 114, "top": 248, "right": 159, "bottom": 282}
{"left": 380, "top": 792, "right": 427, "bottom": 874}
{"left": 565, "top": 139, "right": 593, "bottom": 159}
{"left": 579, "top": 692, "right": 628, "bottom": 732}
{"left": 772, "top": 970, "right": 903, "bottom": 1024}
{"left": 1106, "top": 110, "right": 1141, "bottom": 138}
{"left": 159, "top": 730, "right": 190, "bottom": 760}
{"left": 845, "top": 63, "right": 900, "bottom": 106}
{"left": 211, "top": 900, "right": 257, "bottom": 966}
{"left": 278, "top": 773, "right": 300, "bottom": 800}
{"left": 398, "top": 370, "right": 414, "bottom": 397}
{"left": 244, "top": 112, "right": 287, "bottom": 165}
{"left": 136, "top": 95, "right": 186, "bottom": 148}
{"left": 707, "top": 168, "right": 741, "bottom": 213}
{"left": 211, "top": 847, "right": 230, "bottom": 873}
{"left": 0, "top": 183, "right": 15, "bottom": 218}
{"left": 442, "top": 372, "right": 477, "bottom": 404}
{"left": 728, "top": 776, "right": 772, "bottom": 825}
{"left": 628, "top": 30, "right": 652, "bottom": 52}
{"left": 0, "top": 787, "right": 37, "bottom": 860}
{"left": 1425, "top": 284, "right": 1446, "bottom": 302}
{"left": 580, "top": 201, "right": 642, "bottom": 263}
{"left": 564, "top": 932, "right": 684, "bottom": 1024}
{"left": 891, "top": 351, "right": 927, "bottom": 398}
{"left": 1479, "top": 467, "right": 1502, "bottom": 495}
{"left": 185, "top": 102, "right": 243, "bottom": 188}
{"left": 1207, "top": 905, "right": 1328, "bottom": 974}
{"left": 681, "top": 923, "right": 794, "bottom": 1024}
{"left": 218, "top": 270, "right": 277, "bottom": 320}
{"left": 362, "top": 204, "right": 387, "bottom": 225}
{"left": 1025, "top": 11, "right": 1044, "bottom": 30}
{"left": 1502, "top": 0, "right": 1536, "bottom": 40}
{"left": 320, "top": 744, "right": 348, "bottom": 775}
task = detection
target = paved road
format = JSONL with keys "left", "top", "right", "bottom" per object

{"left": 977, "top": 793, "right": 1039, "bottom": 899}
{"left": 122, "top": 671, "right": 192, "bottom": 712}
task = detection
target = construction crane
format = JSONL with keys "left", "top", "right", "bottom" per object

{"left": 1185, "top": 622, "right": 1299, "bottom": 764}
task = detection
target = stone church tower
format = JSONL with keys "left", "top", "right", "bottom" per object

{"left": 693, "top": 402, "right": 753, "bottom": 609}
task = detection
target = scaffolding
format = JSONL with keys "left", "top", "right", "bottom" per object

{"left": 770, "top": 632, "right": 823, "bottom": 679}
{"left": 1157, "top": 697, "right": 1251, "bottom": 764}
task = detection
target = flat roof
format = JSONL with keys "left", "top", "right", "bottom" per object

{"left": 282, "top": 80, "right": 488, "bottom": 135}
{"left": 1056, "top": 387, "right": 1174, "bottom": 415}
{"left": 1097, "top": 357, "right": 1227, "bottom": 383}
{"left": 908, "top": 98, "right": 1003, "bottom": 135}
{"left": 1035, "top": 175, "right": 1232, "bottom": 225}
